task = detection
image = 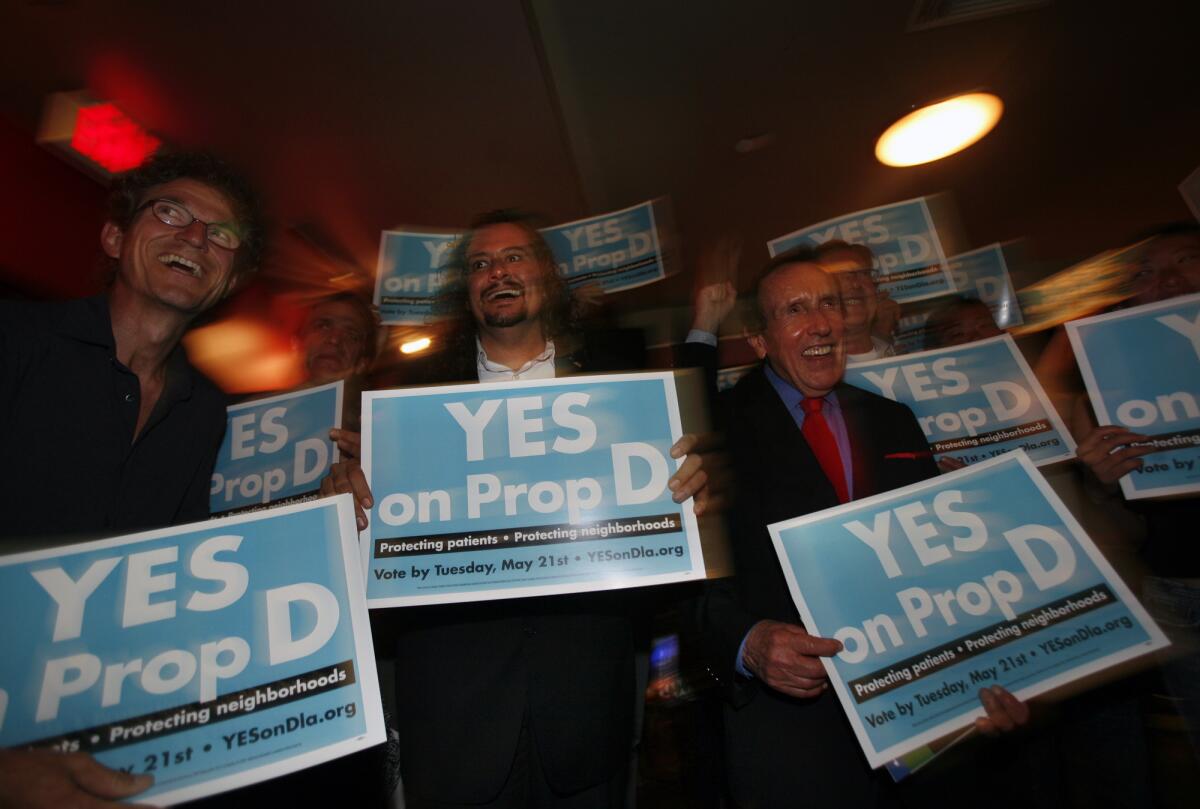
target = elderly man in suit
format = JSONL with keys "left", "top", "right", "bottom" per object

{"left": 700, "top": 247, "right": 1026, "bottom": 809}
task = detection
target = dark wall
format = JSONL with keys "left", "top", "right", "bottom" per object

{"left": 0, "top": 114, "right": 107, "bottom": 300}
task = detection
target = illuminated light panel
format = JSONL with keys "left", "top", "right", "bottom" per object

{"left": 875, "top": 93, "right": 1003, "bottom": 167}
{"left": 400, "top": 336, "right": 432, "bottom": 355}
{"left": 70, "top": 102, "right": 160, "bottom": 173}
{"left": 183, "top": 318, "right": 305, "bottom": 393}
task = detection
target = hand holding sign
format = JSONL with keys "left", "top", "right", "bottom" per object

{"left": 329, "top": 428, "right": 362, "bottom": 460}
{"left": 0, "top": 749, "right": 153, "bottom": 809}
{"left": 1067, "top": 293, "right": 1200, "bottom": 499}
{"left": 974, "top": 685, "right": 1030, "bottom": 736}
{"left": 1076, "top": 425, "right": 1156, "bottom": 487}
{"left": 668, "top": 432, "right": 723, "bottom": 516}
{"left": 742, "top": 620, "right": 841, "bottom": 699}
{"left": 321, "top": 458, "right": 372, "bottom": 531}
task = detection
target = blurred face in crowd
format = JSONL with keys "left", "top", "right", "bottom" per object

{"left": 749, "top": 262, "right": 846, "bottom": 398}
{"left": 936, "top": 301, "right": 1003, "bottom": 347}
{"left": 102, "top": 178, "right": 242, "bottom": 317}
{"left": 818, "top": 247, "right": 877, "bottom": 337}
{"left": 1130, "top": 232, "right": 1200, "bottom": 306}
{"left": 300, "top": 300, "right": 372, "bottom": 383}
{"left": 465, "top": 223, "right": 550, "bottom": 329}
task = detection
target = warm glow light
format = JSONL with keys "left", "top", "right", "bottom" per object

{"left": 183, "top": 318, "right": 304, "bottom": 393}
{"left": 401, "top": 336, "right": 432, "bottom": 354}
{"left": 875, "top": 93, "right": 1003, "bottom": 167}
{"left": 70, "top": 102, "right": 160, "bottom": 172}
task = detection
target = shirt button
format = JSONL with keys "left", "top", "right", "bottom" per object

{"left": 124, "top": 393, "right": 135, "bottom": 403}
{"left": 522, "top": 624, "right": 537, "bottom": 637}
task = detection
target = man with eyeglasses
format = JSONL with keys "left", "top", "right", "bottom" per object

{"left": 0, "top": 150, "right": 264, "bottom": 807}
{"left": 815, "top": 240, "right": 899, "bottom": 363}
{"left": 322, "top": 209, "right": 711, "bottom": 808}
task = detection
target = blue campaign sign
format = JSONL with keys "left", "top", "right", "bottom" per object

{"left": 893, "top": 244, "right": 1024, "bottom": 354}
{"left": 541, "top": 200, "right": 669, "bottom": 293}
{"left": 210, "top": 382, "right": 343, "bottom": 516}
{"left": 0, "top": 495, "right": 384, "bottom": 804}
{"left": 361, "top": 373, "right": 705, "bottom": 607}
{"left": 844, "top": 335, "right": 1075, "bottom": 466}
{"left": 946, "top": 244, "right": 1023, "bottom": 329}
{"left": 767, "top": 197, "right": 955, "bottom": 303}
{"left": 769, "top": 451, "right": 1168, "bottom": 769}
{"left": 373, "top": 230, "right": 461, "bottom": 325}
{"left": 1066, "top": 292, "right": 1200, "bottom": 499}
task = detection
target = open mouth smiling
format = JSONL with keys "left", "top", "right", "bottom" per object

{"left": 801, "top": 344, "right": 834, "bottom": 357}
{"left": 483, "top": 285, "right": 523, "bottom": 303}
{"left": 159, "top": 253, "right": 204, "bottom": 278}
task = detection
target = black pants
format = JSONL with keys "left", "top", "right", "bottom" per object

{"left": 406, "top": 711, "right": 626, "bottom": 809}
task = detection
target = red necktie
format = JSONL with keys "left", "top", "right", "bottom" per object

{"left": 801, "top": 397, "right": 849, "bottom": 503}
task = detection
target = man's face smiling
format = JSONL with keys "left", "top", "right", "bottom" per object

{"left": 465, "top": 223, "right": 548, "bottom": 330}
{"left": 103, "top": 178, "right": 241, "bottom": 317}
{"left": 818, "top": 249, "right": 877, "bottom": 335}
{"left": 749, "top": 262, "right": 846, "bottom": 397}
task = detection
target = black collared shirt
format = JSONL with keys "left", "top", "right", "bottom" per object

{"left": 0, "top": 296, "right": 227, "bottom": 542}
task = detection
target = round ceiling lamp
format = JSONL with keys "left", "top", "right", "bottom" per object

{"left": 875, "top": 92, "right": 1003, "bottom": 167}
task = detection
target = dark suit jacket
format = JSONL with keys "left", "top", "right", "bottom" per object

{"left": 699, "top": 365, "right": 937, "bottom": 807}
{"left": 388, "top": 338, "right": 646, "bottom": 803}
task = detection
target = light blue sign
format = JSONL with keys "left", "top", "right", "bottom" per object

{"left": 768, "top": 197, "right": 955, "bottom": 303}
{"left": 542, "top": 200, "right": 669, "bottom": 293}
{"left": 770, "top": 451, "right": 1168, "bottom": 768}
{"left": 362, "top": 373, "right": 705, "bottom": 607}
{"left": 210, "top": 382, "right": 343, "bottom": 516}
{"left": 0, "top": 496, "right": 384, "bottom": 804}
{"left": 893, "top": 243, "right": 1024, "bottom": 354}
{"left": 947, "top": 244, "right": 1023, "bottom": 328}
{"left": 1067, "top": 292, "right": 1200, "bottom": 499}
{"left": 844, "top": 335, "right": 1074, "bottom": 466}
{"left": 373, "top": 231, "right": 460, "bottom": 325}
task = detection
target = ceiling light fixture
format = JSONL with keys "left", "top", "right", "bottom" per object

{"left": 875, "top": 92, "right": 1003, "bottom": 167}
{"left": 38, "top": 91, "right": 160, "bottom": 178}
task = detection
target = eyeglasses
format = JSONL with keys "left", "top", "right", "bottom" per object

{"left": 137, "top": 199, "right": 242, "bottom": 250}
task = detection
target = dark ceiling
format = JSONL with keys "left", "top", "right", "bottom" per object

{"left": 2, "top": 0, "right": 1197, "bottom": 326}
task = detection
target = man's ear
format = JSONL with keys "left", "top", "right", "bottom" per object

{"left": 746, "top": 331, "right": 768, "bottom": 360}
{"left": 100, "top": 221, "right": 124, "bottom": 259}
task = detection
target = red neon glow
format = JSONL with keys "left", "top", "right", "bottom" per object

{"left": 70, "top": 102, "right": 160, "bottom": 172}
